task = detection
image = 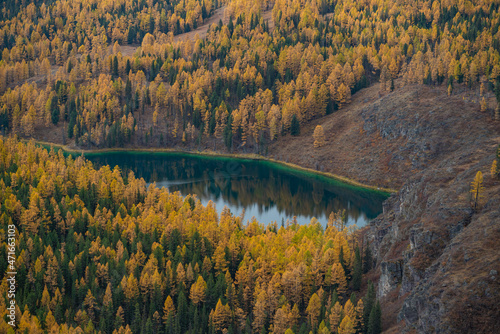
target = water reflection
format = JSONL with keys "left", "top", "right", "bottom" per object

{"left": 86, "top": 152, "right": 389, "bottom": 226}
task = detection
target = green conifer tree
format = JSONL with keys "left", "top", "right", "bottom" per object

{"left": 367, "top": 301, "right": 382, "bottom": 334}
{"left": 290, "top": 114, "right": 300, "bottom": 136}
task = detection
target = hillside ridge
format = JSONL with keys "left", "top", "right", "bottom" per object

{"left": 270, "top": 81, "right": 500, "bottom": 332}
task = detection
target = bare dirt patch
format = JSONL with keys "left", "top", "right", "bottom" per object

{"left": 173, "top": 6, "right": 229, "bottom": 43}
{"left": 268, "top": 81, "right": 500, "bottom": 190}
{"left": 116, "top": 6, "right": 275, "bottom": 56}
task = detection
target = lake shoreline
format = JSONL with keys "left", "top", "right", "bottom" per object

{"left": 28, "top": 139, "right": 397, "bottom": 194}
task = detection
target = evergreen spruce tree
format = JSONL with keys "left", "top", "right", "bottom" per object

{"left": 144, "top": 317, "right": 153, "bottom": 334}
{"left": 177, "top": 290, "right": 189, "bottom": 332}
{"left": 339, "top": 246, "right": 346, "bottom": 271}
{"left": 351, "top": 246, "right": 362, "bottom": 291}
{"left": 113, "top": 56, "right": 119, "bottom": 78}
{"left": 290, "top": 114, "right": 300, "bottom": 136}
{"left": 363, "top": 243, "right": 373, "bottom": 273}
{"left": 132, "top": 303, "right": 142, "bottom": 333}
{"left": 50, "top": 97, "right": 59, "bottom": 125}
{"left": 165, "top": 314, "right": 175, "bottom": 334}
{"left": 367, "top": 301, "right": 382, "bottom": 334}
{"left": 363, "top": 281, "right": 376, "bottom": 329}
{"left": 125, "top": 59, "right": 131, "bottom": 75}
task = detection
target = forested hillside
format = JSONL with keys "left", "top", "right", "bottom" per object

{"left": 1, "top": 0, "right": 500, "bottom": 332}
{"left": 0, "top": 138, "right": 381, "bottom": 333}
{"left": 0, "top": 0, "right": 499, "bottom": 151}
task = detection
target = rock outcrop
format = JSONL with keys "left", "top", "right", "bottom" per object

{"left": 362, "top": 88, "right": 500, "bottom": 333}
{"left": 270, "top": 82, "right": 500, "bottom": 333}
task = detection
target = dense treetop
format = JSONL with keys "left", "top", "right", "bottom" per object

{"left": 0, "top": 137, "right": 379, "bottom": 333}
{"left": 0, "top": 0, "right": 499, "bottom": 151}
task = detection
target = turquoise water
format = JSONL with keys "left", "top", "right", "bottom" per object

{"left": 84, "top": 151, "right": 389, "bottom": 227}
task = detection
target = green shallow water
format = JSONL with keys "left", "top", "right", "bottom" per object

{"left": 78, "top": 150, "right": 390, "bottom": 227}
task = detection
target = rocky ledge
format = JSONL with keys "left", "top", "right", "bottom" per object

{"left": 364, "top": 88, "right": 500, "bottom": 332}
{"left": 267, "top": 82, "right": 499, "bottom": 332}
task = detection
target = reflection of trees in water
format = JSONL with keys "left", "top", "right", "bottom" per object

{"left": 312, "top": 182, "right": 324, "bottom": 205}
{"left": 88, "top": 153, "right": 388, "bottom": 222}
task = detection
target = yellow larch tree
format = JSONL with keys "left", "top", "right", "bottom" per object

{"left": 213, "top": 244, "right": 228, "bottom": 274}
{"left": 210, "top": 299, "right": 231, "bottom": 332}
{"left": 162, "top": 295, "right": 175, "bottom": 323}
{"left": 331, "top": 263, "right": 348, "bottom": 297}
{"left": 45, "top": 310, "right": 59, "bottom": 332}
{"left": 83, "top": 289, "right": 97, "bottom": 321}
{"left": 480, "top": 97, "right": 487, "bottom": 112}
{"left": 252, "top": 288, "right": 268, "bottom": 333}
{"left": 337, "top": 83, "right": 351, "bottom": 109}
{"left": 491, "top": 160, "right": 498, "bottom": 178}
{"left": 306, "top": 292, "right": 321, "bottom": 329}
{"left": 190, "top": 276, "right": 207, "bottom": 305}
{"left": 470, "top": 171, "right": 484, "bottom": 211}
{"left": 343, "top": 299, "right": 355, "bottom": 322}
{"left": 353, "top": 299, "right": 364, "bottom": 333}
{"left": 176, "top": 262, "right": 186, "bottom": 287}
{"left": 272, "top": 304, "right": 291, "bottom": 334}
{"left": 122, "top": 273, "right": 139, "bottom": 303}
{"left": 329, "top": 301, "right": 343, "bottom": 332}
{"left": 313, "top": 125, "right": 326, "bottom": 148}
{"left": 103, "top": 283, "right": 113, "bottom": 309}
{"left": 338, "top": 315, "right": 355, "bottom": 334}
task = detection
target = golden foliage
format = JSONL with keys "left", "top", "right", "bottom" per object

{"left": 313, "top": 125, "right": 326, "bottom": 148}
{"left": 0, "top": 138, "right": 377, "bottom": 332}
{"left": 470, "top": 171, "right": 484, "bottom": 210}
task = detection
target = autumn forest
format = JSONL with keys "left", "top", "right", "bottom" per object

{"left": 1, "top": 0, "right": 500, "bottom": 333}
{"left": 0, "top": 0, "right": 499, "bottom": 150}
{"left": 0, "top": 138, "right": 381, "bottom": 333}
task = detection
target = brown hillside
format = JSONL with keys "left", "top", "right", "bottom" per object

{"left": 268, "top": 82, "right": 499, "bottom": 191}
{"left": 271, "top": 81, "right": 499, "bottom": 333}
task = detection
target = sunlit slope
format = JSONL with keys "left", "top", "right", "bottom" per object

{"left": 0, "top": 0, "right": 498, "bottom": 151}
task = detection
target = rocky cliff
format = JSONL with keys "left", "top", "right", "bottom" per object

{"left": 269, "top": 82, "right": 500, "bottom": 333}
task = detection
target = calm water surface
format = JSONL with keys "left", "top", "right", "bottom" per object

{"left": 86, "top": 151, "right": 389, "bottom": 227}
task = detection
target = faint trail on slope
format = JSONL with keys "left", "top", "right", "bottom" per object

{"left": 173, "top": 5, "right": 229, "bottom": 43}
{"left": 121, "top": 5, "right": 275, "bottom": 56}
